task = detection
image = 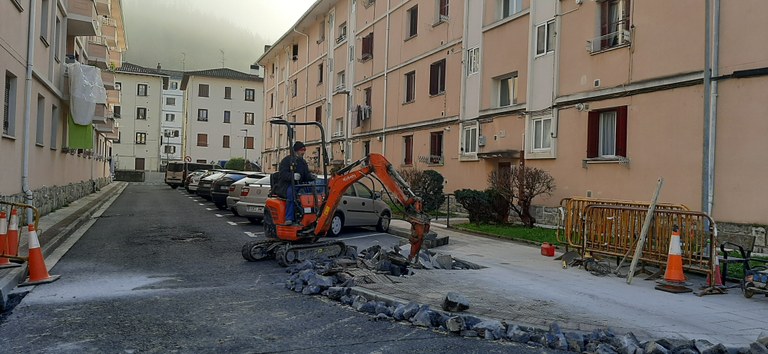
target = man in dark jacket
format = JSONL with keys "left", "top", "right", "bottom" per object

{"left": 277, "top": 141, "right": 313, "bottom": 224}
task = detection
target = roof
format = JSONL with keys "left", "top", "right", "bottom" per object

{"left": 158, "top": 69, "right": 185, "bottom": 80}
{"left": 180, "top": 68, "right": 262, "bottom": 90}
{"left": 116, "top": 62, "right": 167, "bottom": 76}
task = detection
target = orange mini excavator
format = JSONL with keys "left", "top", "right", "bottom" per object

{"left": 242, "top": 119, "right": 431, "bottom": 266}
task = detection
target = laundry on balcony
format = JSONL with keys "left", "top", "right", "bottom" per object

{"left": 354, "top": 105, "right": 372, "bottom": 127}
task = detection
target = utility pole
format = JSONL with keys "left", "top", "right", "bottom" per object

{"left": 241, "top": 129, "right": 248, "bottom": 171}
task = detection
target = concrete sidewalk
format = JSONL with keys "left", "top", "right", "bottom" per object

{"left": 382, "top": 219, "right": 766, "bottom": 347}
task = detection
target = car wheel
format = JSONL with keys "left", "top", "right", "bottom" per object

{"left": 216, "top": 202, "right": 227, "bottom": 210}
{"left": 329, "top": 213, "right": 344, "bottom": 237}
{"left": 231, "top": 207, "right": 240, "bottom": 217}
{"left": 171, "top": 185, "right": 178, "bottom": 189}
{"left": 376, "top": 211, "right": 391, "bottom": 232}
{"left": 247, "top": 217, "right": 263, "bottom": 225}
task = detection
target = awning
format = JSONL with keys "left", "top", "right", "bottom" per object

{"left": 477, "top": 150, "right": 521, "bottom": 159}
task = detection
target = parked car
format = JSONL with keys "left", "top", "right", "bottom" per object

{"left": 211, "top": 171, "right": 261, "bottom": 210}
{"left": 226, "top": 173, "right": 267, "bottom": 216}
{"left": 196, "top": 170, "right": 229, "bottom": 200}
{"left": 185, "top": 170, "right": 208, "bottom": 193}
{"left": 235, "top": 177, "right": 391, "bottom": 236}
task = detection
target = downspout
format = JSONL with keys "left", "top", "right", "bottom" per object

{"left": 381, "top": 0, "right": 391, "bottom": 154}
{"left": 701, "top": 0, "right": 713, "bottom": 215}
{"left": 458, "top": 0, "right": 469, "bottom": 155}
{"left": 22, "top": 0, "right": 38, "bottom": 223}
{"left": 704, "top": 0, "right": 720, "bottom": 215}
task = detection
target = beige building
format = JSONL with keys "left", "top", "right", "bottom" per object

{"left": 258, "top": 0, "right": 768, "bottom": 241}
{"left": 113, "top": 63, "right": 166, "bottom": 171}
{"left": 1, "top": 0, "right": 125, "bottom": 216}
{"left": 180, "top": 69, "right": 264, "bottom": 167}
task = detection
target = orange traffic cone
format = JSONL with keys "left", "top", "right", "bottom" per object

{"left": 655, "top": 225, "right": 692, "bottom": 293}
{"left": 19, "top": 224, "right": 60, "bottom": 286}
{"left": 706, "top": 254, "right": 724, "bottom": 287}
{"left": 6, "top": 208, "right": 20, "bottom": 257}
{"left": 0, "top": 211, "right": 21, "bottom": 269}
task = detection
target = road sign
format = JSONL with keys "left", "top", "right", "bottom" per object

{"left": 184, "top": 156, "right": 191, "bottom": 162}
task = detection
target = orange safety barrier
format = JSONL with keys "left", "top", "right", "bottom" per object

{"left": 0, "top": 211, "right": 21, "bottom": 269}
{"left": 556, "top": 197, "right": 689, "bottom": 251}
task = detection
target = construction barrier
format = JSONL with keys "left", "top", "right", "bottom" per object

{"left": 0, "top": 201, "right": 41, "bottom": 264}
{"left": 556, "top": 197, "right": 689, "bottom": 251}
{"left": 581, "top": 205, "right": 717, "bottom": 282}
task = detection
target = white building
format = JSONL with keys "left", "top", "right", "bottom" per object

{"left": 159, "top": 69, "right": 184, "bottom": 168}
{"left": 181, "top": 69, "right": 264, "bottom": 168}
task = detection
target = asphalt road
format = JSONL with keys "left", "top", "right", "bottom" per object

{"left": 0, "top": 183, "right": 558, "bottom": 353}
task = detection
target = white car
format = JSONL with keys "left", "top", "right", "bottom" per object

{"left": 226, "top": 174, "right": 266, "bottom": 216}
{"left": 185, "top": 170, "right": 208, "bottom": 193}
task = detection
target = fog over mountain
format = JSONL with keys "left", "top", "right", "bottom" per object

{"left": 121, "top": 0, "right": 312, "bottom": 72}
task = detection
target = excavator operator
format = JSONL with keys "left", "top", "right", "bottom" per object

{"left": 276, "top": 141, "right": 314, "bottom": 225}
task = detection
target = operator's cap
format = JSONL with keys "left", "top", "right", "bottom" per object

{"left": 293, "top": 141, "right": 306, "bottom": 152}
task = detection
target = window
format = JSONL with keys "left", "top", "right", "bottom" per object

{"left": 197, "top": 109, "right": 208, "bottom": 121}
{"left": 4, "top": 72, "right": 17, "bottom": 136}
{"left": 198, "top": 84, "right": 209, "bottom": 97}
{"left": 536, "top": 20, "right": 555, "bottom": 55}
{"left": 40, "top": 0, "right": 50, "bottom": 44}
{"left": 462, "top": 124, "right": 478, "bottom": 155}
{"left": 318, "top": 63, "right": 324, "bottom": 84}
{"left": 245, "top": 136, "right": 254, "bottom": 149}
{"left": 135, "top": 132, "right": 147, "bottom": 145}
{"left": 466, "top": 48, "right": 479, "bottom": 76}
{"left": 115, "top": 131, "right": 120, "bottom": 144}
{"left": 429, "top": 132, "right": 443, "bottom": 164}
{"left": 363, "top": 140, "right": 370, "bottom": 156}
{"left": 53, "top": 17, "right": 61, "bottom": 61}
{"left": 222, "top": 135, "right": 230, "bottom": 148}
{"left": 361, "top": 32, "right": 374, "bottom": 60}
{"left": 292, "top": 44, "right": 299, "bottom": 60}
{"left": 245, "top": 88, "right": 255, "bottom": 101}
{"left": 500, "top": 0, "right": 523, "bottom": 19}
{"left": 587, "top": 107, "right": 627, "bottom": 158}
{"left": 429, "top": 59, "right": 446, "bottom": 96}
{"left": 403, "top": 135, "right": 413, "bottom": 165}
{"left": 164, "top": 145, "right": 176, "bottom": 154}
{"left": 170, "top": 81, "right": 178, "bottom": 90}
{"left": 50, "top": 105, "right": 58, "bottom": 148}
{"left": 224, "top": 110, "right": 230, "bottom": 123}
{"left": 318, "top": 19, "right": 325, "bottom": 42}
{"left": 197, "top": 133, "right": 208, "bottom": 147}
{"left": 337, "top": 71, "right": 346, "bottom": 89}
{"left": 495, "top": 73, "right": 517, "bottom": 107}
{"left": 35, "top": 95, "right": 45, "bottom": 145}
{"left": 292, "top": 79, "right": 298, "bottom": 97}
{"left": 532, "top": 117, "right": 552, "bottom": 150}
{"left": 136, "top": 107, "right": 147, "bottom": 120}
{"left": 137, "top": 84, "right": 147, "bottom": 96}
{"left": 598, "top": 0, "right": 631, "bottom": 51}
{"left": 405, "top": 71, "right": 416, "bottom": 103}
{"left": 165, "top": 97, "right": 176, "bottom": 106}
{"left": 165, "top": 113, "right": 174, "bottom": 122}
{"left": 337, "top": 22, "right": 347, "bottom": 43}
{"left": 438, "top": 0, "right": 449, "bottom": 21}
{"left": 224, "top": 86, "right": 231, "bottom": 99}
{"left": 334, "top": 118, "right": 343, "bottom": 136}
{"left": 114, "top": 106, "right": 121, "bottom": 118}
{"left": 244, "top": 112, "right": 254, "bottom": 125}
{"left": 364, "top": 87, "right": 372, "bottom": 106}
{"left": 407, "top": 6, "right": 418, "bottom": 38}
{"left": 270, "top": 93, "right": 274, "bottom": 108}
{"left": 315, "top": 106, "right": 322, "bottom": 123}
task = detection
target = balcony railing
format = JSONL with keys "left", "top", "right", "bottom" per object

{"left": 587, "top": 29, "right": 631, "bottom": 54}
{"left": 95, "top": 0, "right": 111, "bottom": 16}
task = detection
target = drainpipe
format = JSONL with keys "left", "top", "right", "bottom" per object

{"left": 21, "top": 0, "right": 38, "bottom": 223}
{"left": 381, "top": 0, "right": 391, "bottom": 154}
{"left": 702, "top": 0, "right": 719, "bottom": 216}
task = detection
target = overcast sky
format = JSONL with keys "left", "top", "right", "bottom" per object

{"left": 122, "top": 0, "right": 315, "bottom": 73}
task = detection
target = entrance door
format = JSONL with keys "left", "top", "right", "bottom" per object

{"left": 135, "top": 158, "right": 145, "bottom": 171}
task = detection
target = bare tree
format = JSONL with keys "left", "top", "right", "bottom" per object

{"left": 488, "top": 165, "right": 556, "bottom": 227}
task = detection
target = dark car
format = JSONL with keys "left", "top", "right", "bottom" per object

{"left": 196, "top": 170, "right": 229, "bottom": 200}
{"left": 211, "top": 171, "right": 255, "bottom": 210}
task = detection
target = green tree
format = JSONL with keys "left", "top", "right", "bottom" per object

{"left": 225, "top": 157, "right": 245, "bottom": 170}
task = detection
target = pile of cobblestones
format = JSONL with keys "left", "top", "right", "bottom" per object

{"left": 284, "top": 257, "right": 767, "bottom": 354}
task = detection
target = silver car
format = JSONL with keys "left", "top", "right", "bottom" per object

{"left": 235, "top": 177, "right": 391, "bottom": 237}
{"left": 226, "top": 173, "right": 266, "bottom": 216}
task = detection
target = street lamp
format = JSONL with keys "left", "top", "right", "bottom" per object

{"left": 240, "top": 128, "right": 248, "bottom": 171}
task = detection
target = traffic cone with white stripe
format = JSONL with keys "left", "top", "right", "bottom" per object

{"left": 6, "top": 209, "right": 20, "bottom": 257}
{"left": 655, "top": 225, "right": 692, "bottom": 293}
{"left": 705, "top": 253, "right": 724, "bottom": 287}
{"left": 19, "top": 224, "right": 60, "bottom": 286}
{"left": 0, "top": 211, "right": 21, "bottom": 269}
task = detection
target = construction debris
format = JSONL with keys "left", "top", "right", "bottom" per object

{"left": 442, "top": 292, "right": 470, "bottom": 312}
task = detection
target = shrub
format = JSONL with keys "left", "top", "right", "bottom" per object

{"left": 398, "top": 168, "right": 445, "bottom": 213}
{"left": 488, "top": 166, "right": 556, "bottom": 227}
{"left": 225, "top": 157, "right": 246, "bottom": 170}
{"left": 454, "top": 189, "right": 503, "bottom": 224}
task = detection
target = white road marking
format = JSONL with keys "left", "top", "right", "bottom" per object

{"left": 206, "top": 208, "right": 214, "bottom": 211}
{"left": 215, "top": 214, "right": 223, "bottom": 218}
{"left": 245, "top": 232, "right": 264, "bottom": 238}
{"left": 198, "top": 203, "right": 205, "bottom": 206}
{"left": 227, "top": 221, "right": 238, "bottom": 226}
{"left": 339, "top": 232, "right": 390, "bottom": 241}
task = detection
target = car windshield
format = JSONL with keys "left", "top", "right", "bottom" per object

{"left": 255, "top": 176, "right": 271, "bottom": 185}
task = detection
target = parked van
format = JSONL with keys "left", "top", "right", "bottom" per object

{"left": 165, "top": 161, "right": 217, "bottom": 189}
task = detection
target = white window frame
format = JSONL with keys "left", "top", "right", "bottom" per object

{"left": 461, "top": 123, "right": 478, "bottom": 156}
{"left": 35, "top": 95, "right": 45, "bottom": 146}
{"left": 495, "top": 73, "right": 517, "bottom": 107}
{"left": 536, "top": 20, "right": 555, "bottom": 56}
{"left": 599, "top": 111, "right": 617, "bottom": 157}
{"left": 4, "top": 73, "right": 18, "bottom": 136}
{"left": 336, "top": 71, "right": 346, "bottom": 90}
{"left": 197, "top": 109, "right": 208, "bottom": 121}
{"left": 136, "top": 107, "right": 147, "bottom": 120}
{"left": 135, "top": 132, "right": 147, "bottom": 145}
{"left": 499, "top": 0, "right": 522, "bottom": 19}
{"left": 532, "top": 117, "right": 552, "bottom": 151}
{"left": 165, "top": 97, "right": 176, "bottom": 106}
{"left": 435, "top": 0, "right": 449, "bottom": 23}
{"left": 404, "top": 71, "right": 416, "bottom": 103}
{"left": 137, "top": 83, "right": 148, "bottom": 96}
{"left": 466, "top": 47, "right": 479, "bottom": 76}
{"left": 165, "top": 113, "right": 175, "bottom": 122}
{"left": 406, "top": 5, "right": 419, "bottom": 38}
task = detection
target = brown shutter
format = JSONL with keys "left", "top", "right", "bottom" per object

{"left": 616, "top": 106, "right": 628, "bottom": 157}
{"left": 587, "top": 111, "right": 599, "bottom": 158}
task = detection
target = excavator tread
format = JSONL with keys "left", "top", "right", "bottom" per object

{"left": 276, "top": 240, "right": 348, "bottom": 266}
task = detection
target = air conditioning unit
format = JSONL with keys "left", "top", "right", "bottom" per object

{"left": 114, "top": 83, "right": 121, "bottom": 91}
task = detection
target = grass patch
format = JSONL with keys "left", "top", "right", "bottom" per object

{"left": 455, "top": 223, "right": 558, "bottom": 245}
{"left": 722, "top": 254, "right": 768, "bottom": 281}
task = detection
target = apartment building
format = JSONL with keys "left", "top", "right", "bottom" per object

{"left": 180, "top": 69, "right": 264, "bottom": 168}
{"left": 258, "top": 0, "right": 768, "bottom": 244}
{"left": 1, "top": 0, "right": 125, "bottom": 216}
{"left": 113, "top": 63, "right": 166, "bottom": 171}
{"left": 159, "top": 69, "right": 184, "bottom": 168}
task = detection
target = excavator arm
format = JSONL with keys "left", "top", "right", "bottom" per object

{"left": 313, "top": 153, "right": 431, "bottom": 261}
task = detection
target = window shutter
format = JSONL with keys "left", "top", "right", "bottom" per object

{"left": 587, "top": 111, "right": 599, "bottom": 158}
{"left": 616, "top": 106, "right": 628, "bottom": 157}
{"left": 430, "top": 63, "right": 439, "bottom": 95}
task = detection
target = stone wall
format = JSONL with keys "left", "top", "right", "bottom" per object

{"left": 717, "top": 222, "right": 767, "bottom": 255}
{"left": 0, "top": 177, "right": 111, "bottom": 224}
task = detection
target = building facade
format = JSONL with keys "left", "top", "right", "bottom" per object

{"left": 1, "top": 0, "right": 125, "bottom": 216}
{"left": 180, "top": 69, "right": 264, "bottom": 167}
{"left": 113, "top": 63, "right": 165, "bottom": 171}
{"left": 160, "top": 69, "right": 184, "bottom": 168}
{"left": 258, "top": 0, "right": 768, "bottom": 240}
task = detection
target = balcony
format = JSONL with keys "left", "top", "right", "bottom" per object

{"left": 94, "top": 0, "right": 110, "bottom": 16}
{"left": 100, "top": 17, "right": 117, "bottom": 47}
{"left": 94, "top": 117, "right": 115, "bottom": 133}
{"left": 66, "top": 0, "right": 97, "bottom": 37}
{"left": 86, "top": 36, "right": 109, "bottom": 69}
{"left": 586, "top": 29, "right": 632, "bottom": 54}
{"left": 106, "top": 88, "right": 120, "bottom": 105}
{"left": 93, "top": 103, "right": 112, "bottom": 123}
{"left": 101, "top": 70, "right": 115, "bottom": 90}
{"left": 108, "top": 49, "right": 121, "bottom": 70}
